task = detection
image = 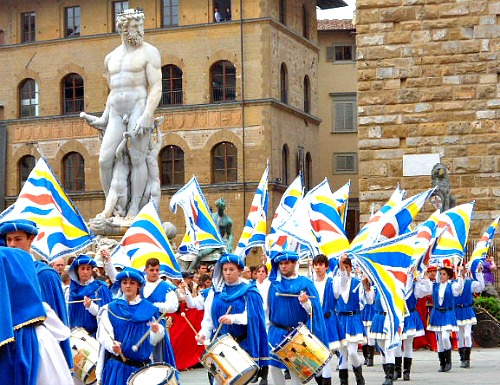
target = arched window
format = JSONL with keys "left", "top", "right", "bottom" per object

{"left": 302, "top": 5, "right": 309, "bottom": 39}
{"left": 305, "top": 152, "right": 312, "bottom": 191}
{"left": 18, "top": 155, "right": 36, "bottom": 190}
{"left": 212, "top": 142, "right": 237, "bottom": 183}
{"left": 161, "top": 65, "right": 183, "bottom": 106}
{"left": 303, "top": 75, "right": 311, "bottom": 113}
{"left": 62, "top": 152, "right": 85, "bottom": 191}
{"left": 160, "top": 145, "right": 184, "bottom": 186}
{"left": 19, "top": 78, "right": 39, "bottom": 117}
{"left": 62, "top": 73, "right": 84, "bottom": 114}
{"left": 211, "top": 60, "right": 236, "bottom": 102}
{"left": 280, "top": 63, "right": 288, "bottom": 104}
{"left": 281, "top": 144, "right": 289, "bottom": 185}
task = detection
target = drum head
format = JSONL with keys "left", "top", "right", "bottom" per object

{"left": 127, "top": 363, "right": 176, "bottom": 385}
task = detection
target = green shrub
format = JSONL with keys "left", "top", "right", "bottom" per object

{"left": 474, "top": 296, "right": 500, "bottom": 321}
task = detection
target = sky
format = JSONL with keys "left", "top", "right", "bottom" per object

{"left": 316, "top": 0, "right": 355, "bottom": 20}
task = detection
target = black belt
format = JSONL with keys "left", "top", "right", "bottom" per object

{"left": 271, "top": 322, "right": 295, "bottom": 332}
{"left": 409, "top": 308, "right": 417, "bottom": 312}
{"left": 324, "top": 311, "right": 331, "bottom": 319}
{"left": 376, "top": 311, "right": 387, "bottom": 315}
{"left": 435, "top": 307, "right": 453, "bottom": 313}
{"left": 337, "top": 311, "right": 360, "bottom": 316}
{"left": 456, "top": 304, "right": 472, "bottom": 309}
{"left": 233, "top": 333, "right": 248, "bottom": 343}
{"left": 109, "top": 354, "right": 150, "bottom": 368}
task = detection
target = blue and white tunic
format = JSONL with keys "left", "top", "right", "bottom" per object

{"left": 333, "top": 271, "right": 373, "bottom": 343}
{"left": 428, "top": 278, "right": 463, "bottom": 332}
{"left": 455, "top": 274, "right": 484, "bottom": 326}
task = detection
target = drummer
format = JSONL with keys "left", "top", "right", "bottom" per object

{"left": 196, "top": 253, "right": 269, "bottom": 384}
{"left": 267, "top": 250, "right": 328, "bottom": 385}
{"left": 68, "top": 254, "right": 113, "bottom": 336}
{"left": 97, "top": 267, "right": 165, "bottom": 385}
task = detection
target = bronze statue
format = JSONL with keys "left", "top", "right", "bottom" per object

{"left": 430, "top": 163, "right": 456, "bottom": 212}
{"left": 187, "top": 198, "right": 234, "bottom": 270}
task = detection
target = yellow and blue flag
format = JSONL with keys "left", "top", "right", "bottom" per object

{"left": 331, "top": 181, "right": 350, "bottom": 228}
{"left": 169, "top": 176, "right": 225, "bottom": 253}
{"left": 0, "top": 157, "right": 93, "bottom": 261}
{"left": 266, "top": 173, "right": 304, "bottom": 259}
{"left": 432, "top": 201, "right": 475, "bottom": 260}
{"left": 350, "top": 186, "right": 405, "bottom": 251}
{"left": 234, "top": 161, "right": 269, "bottom": 257}
{"left": 110, "top": 202, "right": 182, "bottom": 279}
{"left": 279, "top": 179, "right": 350, "bottom": 259}
{"left": 467, "top": 215, "right": 500, "bottom": 270}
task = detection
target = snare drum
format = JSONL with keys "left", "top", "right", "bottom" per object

{"left": 273, "top": 323, "right": 333, "bottom": 384}
{"left": 201, "top": 334, "right": 258, "bottom": 385}
{"left": 70, "top": 328, "right": 100, "bottom": 385}
{"left": 127, "top": 363, "right": 178, "bottom": 385}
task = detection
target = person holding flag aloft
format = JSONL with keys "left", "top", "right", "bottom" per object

{"left": 334, "top": 254, "right": 374, "bottom": 385}
{"left": 428, "top": 260, "right": 464, "bottom": 372}
{"left": 455, "top": 262, "right": 484, "bottom": 368}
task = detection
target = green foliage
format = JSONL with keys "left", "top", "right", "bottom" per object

{"left": 474, "top": 296, "right": 500, "bottom": 321}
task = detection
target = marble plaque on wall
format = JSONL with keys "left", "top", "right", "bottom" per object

{"left": 403, "top": 154, "right": 440, "bottom": 176}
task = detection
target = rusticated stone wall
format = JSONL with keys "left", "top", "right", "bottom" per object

{"left": 355, "top": 0, "right": 500, "bottom": 236}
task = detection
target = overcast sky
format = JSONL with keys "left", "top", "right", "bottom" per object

{"left": 316, "top": 0, "right": 355, "bottom": 20}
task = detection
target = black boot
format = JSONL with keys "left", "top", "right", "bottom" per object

{"left": 463, "top": 347, "right": 471, "bottom": 368}
{"left": 362, "top": 344, "right": 369, "bottom": 365}
{"left": 383, "top": 364, "right": 394, "bottom": 385}
{"left": 458, "top": 347, "right": 465, "bottom": 368}
{"left": 324, "top": 378, "right": 332, "bottom": 385}
{"left": 394, "top": 356, "right": 402, "bottom": 379}
{"left": 366, "top": 345, "right": 375, "bottom": 367}
{"left": 443, "top": 349, "right": 452, "bottom": 372}
{"left": 315, "top": 375, "right": 324, "bottom": 385}
{"left": 353, "top": 365, "right": 365, "bottom": 385}
{"left": 403, "top": 357, "right": 412, "bottom": 381}
{"left": 339, "top": 368, "right": 349, "bottom": 385}
{"left": 438, "top": 351, "right": 446, "bottom": 372}
{"left": 258, "top": 365, "right": 268, "bottom": 385}
{"left": 284, "top": 368, "right": 291, "bottom": 380}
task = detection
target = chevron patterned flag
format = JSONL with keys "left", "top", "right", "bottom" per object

{"left": 432, "top": 201, "right": 475, "bottom": 260}
{"left": 234, "top": 162, "right": 269, "bottom": 257}
{"left": 411, "top": 210, "right": 445, "bottom": 272}
{"left": 377, "top": 188, "right": 435, "bottom": 243}
{"left": 355, "top": 254, "right": 407, "bottom": 350}
{"left": 350, "top": 186, "right": 405, "bottom": 251}
{"left": 0, "top": 157, "right": 93, "bottom": 261}
{"left": 332, "top": 181, "right": 350, "bottom": 228}
{"left": 466, "top": 215, "right": 500, "bottom": 270}
{"left": 352, "top": 232, "right": 414, "bottom": 349}
{"left": 279, "top": 179, "right": 349, "bottom": 259}
{"left": 110, "top": 202, "right": 182, "bottom": 279}
{"left": 266, "top": 173, "right": 304, "bottom": 259}
{"left": 169, "top": 176, "right": 225, "bottom": 253}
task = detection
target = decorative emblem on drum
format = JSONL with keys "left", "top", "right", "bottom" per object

{"left": 273, "top": 323, "right": 333, "bottom": 384}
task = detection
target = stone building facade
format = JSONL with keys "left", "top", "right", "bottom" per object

{"left": 0, "top": 0, "right": 347, "bottom": 241}
{"left": 355, "top": 0, "right": 500, "bottom": 236}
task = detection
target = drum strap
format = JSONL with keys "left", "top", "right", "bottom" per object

{"left": 109, "top": 354, "right": 150, "bottom": 368}
{"left": 271, "top": 322, "right": 295, "bottom": 332}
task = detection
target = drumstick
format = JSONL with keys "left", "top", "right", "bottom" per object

{"left": 67, "top": 298, "right": 102, "bottom": 304}
{"left": 275, "top": 293, "right": 316, "bottom": 298}
{"left": 100, "top": 319, "right": 127, "bottom": 362}
{"left": 131, "top": 311, "right": 169, "bottom": 352}
{"left": 212, "top": 305, "right": 232, "bottom": 341}
{"left": 181, "top": 312, "right": 199, "bottom": 335}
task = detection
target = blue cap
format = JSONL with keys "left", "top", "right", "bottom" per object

{"left": 111, "top": 267, "right": 146, "bottom": 295}
{"left": 272, "top": 250, "right": 299, "bottom": 263}
{"left": 218, "top": 253, "right": 245, "bottom": 269}
{"left": 0, "top": 219, "right": 39, "bottom": 237}
{"left": 68, "top": 254, "right": 97, "bottom": 282}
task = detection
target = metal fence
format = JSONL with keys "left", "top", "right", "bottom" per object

{"left": 464, "top": 240, "right": 498, "bottom": 290}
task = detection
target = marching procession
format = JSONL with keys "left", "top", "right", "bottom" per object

{"left": 1, "top": 162, "right": 499, "bottom": 385}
